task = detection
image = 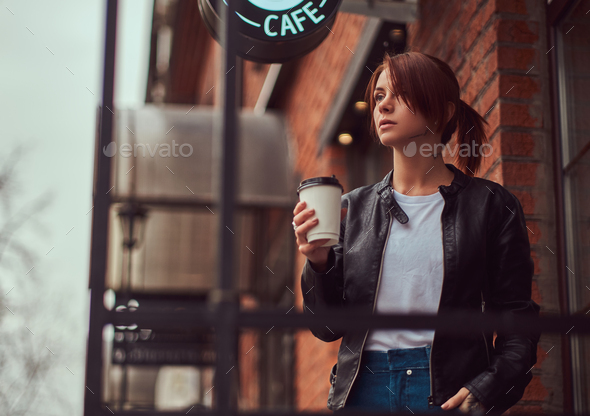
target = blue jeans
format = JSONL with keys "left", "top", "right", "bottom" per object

{"left": 336, "top": 345, "right": 462, "bottom": 414}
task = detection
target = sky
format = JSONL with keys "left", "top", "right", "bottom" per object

{"left": 0, "top": 0, "right": 153, "bottom": 413}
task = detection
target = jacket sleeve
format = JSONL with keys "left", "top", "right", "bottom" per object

{"left": 300, "top": 196, "right": 348, "bottom": 343}
{"left": 463, "top": 192, "right": 541, "bottom": 414}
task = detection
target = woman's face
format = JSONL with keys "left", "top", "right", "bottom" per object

{"left": 373, "top": 69, "right": 431, "bottom": 148}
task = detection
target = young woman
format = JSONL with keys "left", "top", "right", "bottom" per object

{"left": 293, "top": 51, "right": 541, "bottom": 414}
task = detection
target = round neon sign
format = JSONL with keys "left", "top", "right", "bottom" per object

{"left": 247, "top": 0, "right": 307, "bottom": 11}
{"left": 198, "top": 0, "right": 343, "bottom": 63}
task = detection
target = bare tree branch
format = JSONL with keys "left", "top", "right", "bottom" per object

{"left": 0, "top": 144, "right": 61, "bottom": 414}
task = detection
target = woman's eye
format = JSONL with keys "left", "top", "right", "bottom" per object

{"left": 375, "top": 93, "right": 394, "bottom": 102}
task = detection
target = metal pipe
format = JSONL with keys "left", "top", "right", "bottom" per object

{"left": 83, "top": 0, "right": 118, "bottom": 414}
{"left": 93, "top": 407, "right": 585, "bottom": 416}
{"left": 105, "top": 309, "right": 588, "bottom": 335}
{"left": 212, "top": 0, "right": 240, "bottom": 414}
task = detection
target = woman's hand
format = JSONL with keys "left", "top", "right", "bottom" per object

{"left": 441, "top": 387, "right": 487, "bottom": 414}
{"left": 293, "top": 200, "right": 347, "bottom": 271}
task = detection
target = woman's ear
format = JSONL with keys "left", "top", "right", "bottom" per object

{"left": 446, "top": 101, "right": 456, "bottom": 124}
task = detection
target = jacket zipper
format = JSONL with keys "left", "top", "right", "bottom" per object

{"left": 481, "top": 290, "right": 490, "bottom": 366}
{"left": 427, "top": 335, "right": 436, "bottom": 407}
{"left": 341, "top": 209, "right": 393, "bottom": 407}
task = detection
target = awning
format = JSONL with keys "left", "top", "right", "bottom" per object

{"left": 109, "top": 105, "right": 296, "bottom": 208}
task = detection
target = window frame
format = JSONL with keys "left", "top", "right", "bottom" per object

{"left": 547, "top": 0, "right": 590, "bottom": 413}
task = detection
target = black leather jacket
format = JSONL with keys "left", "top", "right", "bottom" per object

{"left": 300, "top": 163, "right": 541, "bottom": 414}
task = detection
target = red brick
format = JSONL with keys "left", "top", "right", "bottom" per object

{"left": 447, "top": 51, "right": 464, "bottom": 73}
{"left": 475, "top": 21, "right": 498, "bottom": 69}
{"left": 497, "top": 46, "right": 537, "bottom": 71}
{"left": 513, "top": 190, "right": 536, "bottom": 216}
{"left": 495, "top": 0, "right": 528, "bottom": 15}
{"left": 238, "top": 330, "right": 260, "bottom": 409}
{"left": 460, "top": 42, "right": 498, "bottom": 95}
{"left": 477, "top": 130, "right": 535, "bottom": 178}
{"left": 497, "top": 20, "right": 540, "bottom": 44}
{"left": 445, "top": 25, "right": 463, "bottom": 63}
{"left": 530, "top": 249, "right": 541, "bottom": 276}
{"left": 502, "top": 161, "right": 538, "bottom": 187}
{"left": 413, "top": 1, "right": 458, "bottom": 52}
{"left": 499, "top": 74, "right": 541, "bottom": 99}
{"left": 463, "top": 70, "right": 488, "bottom": 105}
{"left": 457, "top": 63, "right": 472, "bottom": 91}
{"left": 499, "top": 102, "right": 540, "bottom": 128}
{"left": 475, "top": 97, "right": 496, "bottom": 122}
{"left": 485, "top": 158, "right": 502, "bottom": 184}
{"left": 458, "top": 1, "right": 479, "bottom": 33}
{"left": 483, "top": 102, "right": 501, "bottom": 138}
{"left": 429, "top": 30, "right": 446, "bottom": 56}
{"left": 476, "top": 75, "right": 500, "bottom": 118}
{"left": 483, "top": 46, "right": 499, "bottom": 78}
{"left": 477, "top": 131, "right": 500, "bottom": 178}
{"left": 463, "top": 1, "right": 497, "bottom": 57}
{"left": 522, "top": 374, "right": 548, "bottom": 402}
{"left": 484, "top": 160, "right": 539, "bottom": 187}
{"left": 406, "top": 0, "right": 442, "bottom": 48}
{"left": 500, "top": 131, "right": 536, "bottom": 156}
{"left": 534, "top": 342, "right": 549, "bottom": 367}
{"left": 443, "top": 1, "right": 463, "bottom": 30}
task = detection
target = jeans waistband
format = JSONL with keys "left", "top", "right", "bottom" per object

{"left": 359, "top": 345, "right": 431, "bottom": 372}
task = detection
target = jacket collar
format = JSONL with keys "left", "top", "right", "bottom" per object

{"left": 376, "top": 163, "right": 469, "bottom": 195}
{"left": 376, "top": 163, "right": 471, "bottom": 224}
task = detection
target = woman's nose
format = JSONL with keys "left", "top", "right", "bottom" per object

{"left": 378, "top": 98, "right": 394, "bottom": 113}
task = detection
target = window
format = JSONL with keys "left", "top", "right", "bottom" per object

{"left": 551, "top": 0, "right": 590, "bottom": 412}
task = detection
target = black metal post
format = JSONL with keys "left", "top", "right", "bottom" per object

{"left": 84, "top": 0, "right": 118, "bottom": 414}
{"left": 212, "top": 0, "right": 239, "bottom": 414}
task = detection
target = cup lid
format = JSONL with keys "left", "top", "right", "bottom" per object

{"left": 297, "top": 175, "right": 344, "bottom": 195}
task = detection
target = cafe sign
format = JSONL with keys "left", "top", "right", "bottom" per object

{"left": 198, "top": 0, "right": 343, "bottom": 63}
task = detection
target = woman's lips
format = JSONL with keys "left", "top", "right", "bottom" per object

{"left": 380, "top": 122, "right": 396, "bottom": 129}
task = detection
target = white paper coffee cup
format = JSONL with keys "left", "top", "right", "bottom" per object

{"left": 297, "top": 175, "right": 344, "bottom": 247}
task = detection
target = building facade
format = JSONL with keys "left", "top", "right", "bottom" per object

{"left": 139, "top": 0, "right": 589, "bottom": 414}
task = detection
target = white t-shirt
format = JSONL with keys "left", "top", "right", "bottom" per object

{"left": 364, "top": 188, "right": 445, "bottom": 351}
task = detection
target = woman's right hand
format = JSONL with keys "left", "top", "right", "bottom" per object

{"left": 293, "top": 200, "right": 347, "bottom": 272}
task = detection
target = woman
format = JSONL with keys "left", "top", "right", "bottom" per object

{"left": 293, "top": 51, "right": 541, "bottom": 415}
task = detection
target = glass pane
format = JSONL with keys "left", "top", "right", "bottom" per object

{"left": 558, "top": 0, "right": 590, "bottom": 163}
{"left": 565, "top": 150, "right": 590, "bottom": 314}
{"left": 557, "top": 1, "right": 590, "bottom": 412}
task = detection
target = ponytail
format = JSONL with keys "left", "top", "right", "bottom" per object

{"left": 448, "top": 99, "right": 489, "bottom": 177}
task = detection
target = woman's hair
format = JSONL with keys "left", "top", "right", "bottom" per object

{"left": 364, "top": 50, "right": 489, "bottom": 177}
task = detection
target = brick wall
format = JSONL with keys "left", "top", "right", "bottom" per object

{"left": 407, "top": 0, "right": 560, "bottom": 413}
